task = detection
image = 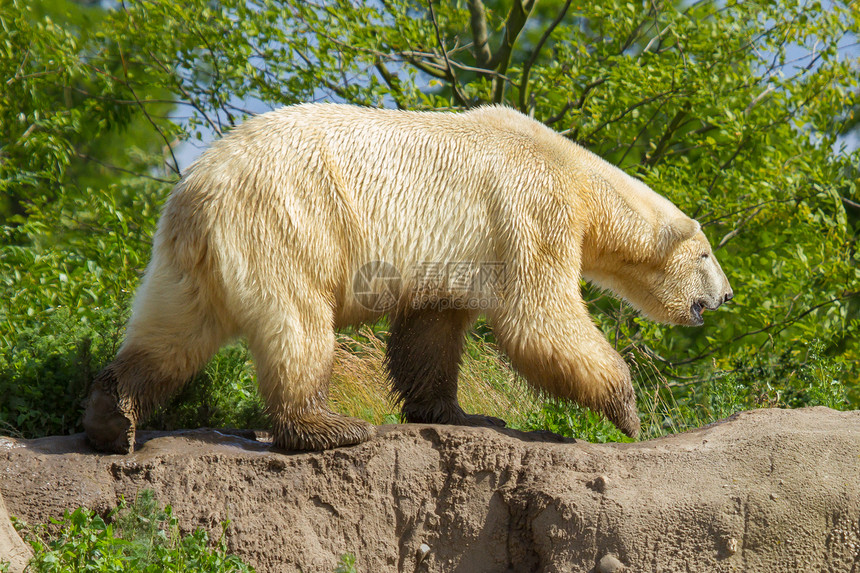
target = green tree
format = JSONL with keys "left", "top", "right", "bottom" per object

{"left": 1, "top": 0, "right": 857, "bottom": 438}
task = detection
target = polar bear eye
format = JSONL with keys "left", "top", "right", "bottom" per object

{"left": 700, "top": 253, "right": 709, "bottom": 259}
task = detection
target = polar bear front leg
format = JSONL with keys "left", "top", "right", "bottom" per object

{"left": 385, "top": 307, "right": 505, "bottom": 428}
{"left": 494, "top": 302, "right": 641, "bottom": 439}
{"left": 246, "top": 299, "right": 375, "bottom": 451}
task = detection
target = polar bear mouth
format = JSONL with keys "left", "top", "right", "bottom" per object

{"left": 690, "top": 301, "right": 705, "bottom": 326}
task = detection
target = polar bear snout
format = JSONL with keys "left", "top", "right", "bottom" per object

{"left": 690, "top": 282, "right": 733, "bottom": 326}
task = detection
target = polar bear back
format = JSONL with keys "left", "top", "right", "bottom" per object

{"left": 168, "top": 106, "right": 586, "bottom": 316}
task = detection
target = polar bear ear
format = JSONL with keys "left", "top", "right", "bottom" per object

{"left": 656, "top": 217, "right": 700, "bottom": 255}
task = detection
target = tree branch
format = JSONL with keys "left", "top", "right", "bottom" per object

{"left": 116, "top": 47, "right": 180, "bottom": 176}
{"left": 573, "top": 88, "right": 677, "bottom": 143}
{"left": 399, "top": 53, "right": 449, "bottom": 79}
{"left": 842, "top": 196, "right": 860, "bottom": 210}
{"left": 518, "top": 0, "right": 572, "bottom": 113}
{"left": 707, "top": 136, "right": 748, "bottom": 193}
{"left": 375, "top": 61, "right": 405, "bottom": 109}
{"left": 545, "top": 100, "right": 575, "bottom": 126}
{"left": 427, "top": 0, "right": 468, "bottom": 106}
{"left": 467, "top": 0, "right": 492, "bottom": 68}
{"left": 77, "top": 152, "right": 175, "bottom": 184}
{"left": 643, "top": 109, "right": 687, "bottom": 168}
{"left": 618, "top": 99, "right": 669, "bottom": 167}
{"left": 292, "top": 46, "right": 373, "bottom": 106}
{"left": 146, "top": 50, "right": 224, "bottom": 138}
{"left": 489, "top": 0, "right": 536, "bottom": 104}
{"left": 716, "top": 205, "right": 764, "bottom": 249}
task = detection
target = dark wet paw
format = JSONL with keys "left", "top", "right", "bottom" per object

{"left": 463, "top": 413, "right": 507, "bottom": 428}
{"left": 83, "top": 386, "right": 136, "bottom": 454}
{"left": 273, "top": 413, "right": 376, "bottom": 451}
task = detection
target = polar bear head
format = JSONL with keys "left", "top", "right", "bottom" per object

{"left": 583, "top": 219, "right": 734, "bottom": 326}
{"left": 646, "top": 224, "right": 733, "bottom": 326}
{"left": 581, "top": 169, "right": 733, "bottom": 327}
{"left": 584, "top": 214, "right": 733, "bottom": 327}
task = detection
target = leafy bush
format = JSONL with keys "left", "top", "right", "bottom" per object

{"left": 0, "top": 307, "right": 126, "bottom": 437}
{"left": 14, "top": 489, "right": 253, "bottom": 573}
{"left": 144, "top": 343, "right": 267, "bottom": 432}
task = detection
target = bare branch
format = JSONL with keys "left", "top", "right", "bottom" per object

{"left": 467, "top": 0, "right": 492, "bottom": 68}
{"left": 77, "top": 152, "right": 176, "bottom": 184}
{"left": 555, "top": 78, "right": 607, "bottom": 139}
{"left": 518, "top": 0, "right": 572, "bottom": 113}
{"left": 146, "top": 50, "right": 224, "bottom": 138}
{"left": 374, "top": 61, "right": 405, "bottom": 109}
{"left": 397, "top": 53, "right": 449, "bottom": 79}
{"left": 618, "top": 99, "right": 669, "bottom": 166}
{"left": 716, "top": 205, "right": 764, "bottom": 249}
{"left": 575, "top": 78, "right": 607, "bottom": 109}
{"left": 190, "top": 20, "right": 238, "bottom": 128}
{"left": 744, "top": 85, "right": 775, "bottom": 115}
{"left": 573, "top": 88, "right": 678, "bottom": 143}
{"left": 842, "top": 196, "right": 860, "bottom": 210}
{"left": 707, "top": 136, "right": 748, "bottom": 193}
{"left": 639, "top": 23, "right": 673, "bottom": 60}
{"left": 292, "top": 46, "right": 373, "bottom": 106}
{"left": 402, "top": 51, "right": 515, "bottom": 80}
{"left": 643, "top": 109, "right": 687, "bottom": 168}
{"left": 116, "top": 47, "right": 180, "bottom": 176}
{"left": 545, "top": 100, "right": 575, "bottom": 126}
{"left": 427, "top": 0, "right": 469, "bottom": 106}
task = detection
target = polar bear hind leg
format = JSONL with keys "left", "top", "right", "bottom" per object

{"left": 84, "top": 255, "right": 233, "bottom": 453}
{"left": 245, "top": 291, "right": 375, "bottom": 451}
{"left": 385, "top": 307, "right": 506, "bottom": 428}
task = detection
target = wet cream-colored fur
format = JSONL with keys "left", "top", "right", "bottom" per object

{"left": 83, "top": 103, "right": 732, "bottom": 452}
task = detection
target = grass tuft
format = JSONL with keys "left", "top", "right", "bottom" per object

{"left": 329, "top": 327, "right": 537, "bottom": 428}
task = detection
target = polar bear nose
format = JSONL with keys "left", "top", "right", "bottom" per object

{"left": 723, "top": 290, "right": 734, "bottom": 303}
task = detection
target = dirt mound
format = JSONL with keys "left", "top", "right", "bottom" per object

{"left": 2, "top": 407, "right": 859, "bottom": 572}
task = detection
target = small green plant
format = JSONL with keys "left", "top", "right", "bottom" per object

{"left": 17, "top": 489, "right": 253, "bottom": 572}
{"left": 334, "top": 553, "right": 358, "bottom": 573}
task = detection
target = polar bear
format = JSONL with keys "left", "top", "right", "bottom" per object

{"left": 83, "top": 104, "right": 733, "bottom": 453}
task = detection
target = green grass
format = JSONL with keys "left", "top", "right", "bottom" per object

{"left": 329, "top": 324, "right": 535, "bottom": 428}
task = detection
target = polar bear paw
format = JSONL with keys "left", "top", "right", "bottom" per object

{"left": 600, "top": 383, "right": 641, "bottom": 439}
{"left": 83, "top": 371, "right": 137, "bottom": 454}
{"left": 273, "top": 411, "right": 376, "bottom": 451}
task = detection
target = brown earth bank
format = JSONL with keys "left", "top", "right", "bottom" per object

{"left": 1, "top": 407, "right": 859, "bottom": 572}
